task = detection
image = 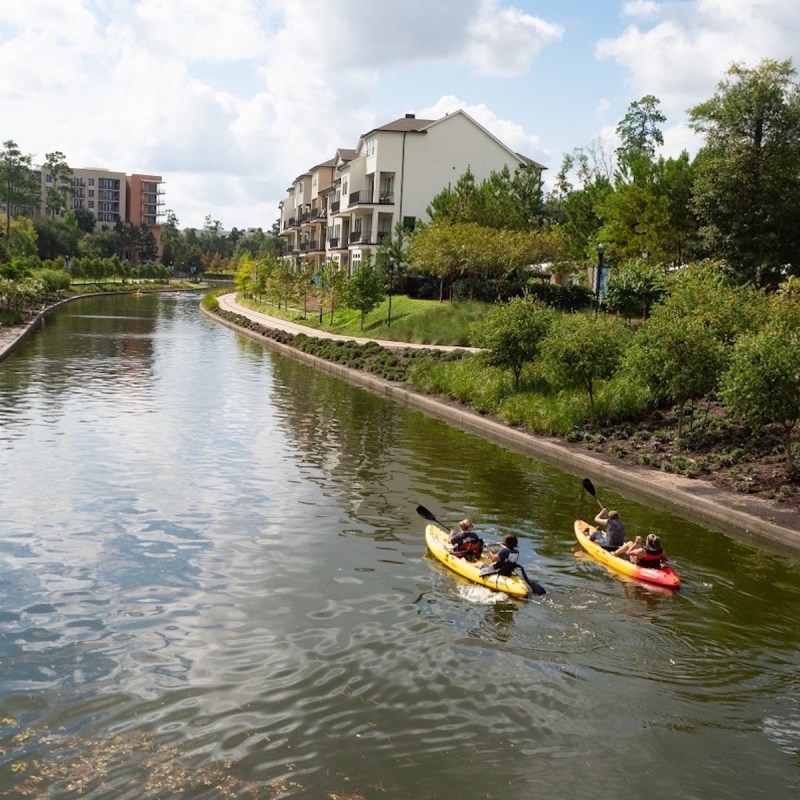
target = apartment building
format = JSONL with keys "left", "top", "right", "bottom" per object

{"left": 126, "top": 173, "right": 165, "bottom": 251}
{"left": 37, "top": 166, "right": 164, "bottom": 234}
{"left": 278, "top": 109, "right": 544, "bottom": 274}
{"left": 57, "top": 167, "right": 128, "bottom": 226}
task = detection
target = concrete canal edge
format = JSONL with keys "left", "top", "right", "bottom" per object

{"left": 201, "top": 305, "right": 799, "bottom": 552}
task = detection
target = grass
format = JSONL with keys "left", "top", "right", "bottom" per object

{"left": 238, "top": 293, "right": 487, "bottom": 346}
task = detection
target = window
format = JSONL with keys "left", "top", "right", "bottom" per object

{"left": 88, "top": 178, "right": 94, "bottom": 186}
{"left": 402, "top": 216, "right": 416, "bottom": 231}
{"left": 366, "top": 138, "right": 376, "bottom": 157}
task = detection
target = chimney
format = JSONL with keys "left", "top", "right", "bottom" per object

{"left": 405, "top": 113, "right": 415, "bottom": 119}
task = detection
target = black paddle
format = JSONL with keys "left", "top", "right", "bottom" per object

{"left": 582, "top": 477, "right": 604, "bottom": 509}
{"left": 416, "top": 504, "right": 451, "bottom": 533}
{"left": 416, "top": 505, "right": 546, "bottom": 596}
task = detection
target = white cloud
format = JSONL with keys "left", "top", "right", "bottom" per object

{"left": 3, "top": 0, "right": 799, "bottom": 229}
{"left": 597, "top": 0, "right": 800, "bottom": 126}
{"left": 622, "top": 1, "right": 660, "bottom": 18}
{"left": 467, "top": 0, "right": 563, "bottom": 77}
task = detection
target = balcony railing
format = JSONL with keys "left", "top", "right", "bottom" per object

{"left": 330, "top": 200, "right": 341, "bottom": 213}
{"left": 349, "top": 189, "right": 372, "bottom": 205}
{"left": 349, "top": 230, "right": 373, "bottom": 244}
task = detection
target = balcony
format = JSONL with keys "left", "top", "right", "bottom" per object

{"left": 299, "top": 240, "right": 320, "bottom": 252}
{"left": 330, "top": 200, "right": 341, "bottom": 214}
{"left": 349, "top": 230, "right": 373, "bottom": 244}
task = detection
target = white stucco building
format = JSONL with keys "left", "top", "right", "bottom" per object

{"left": 278, "top": 110, "right": 545, "bottom": 273}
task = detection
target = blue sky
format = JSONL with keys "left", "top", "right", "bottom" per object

{"left": 2, "top": 1, "right": 799, "bottom": 230}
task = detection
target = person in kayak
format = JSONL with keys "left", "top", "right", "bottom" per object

{"left": 615, "top": 533, "right": 665, "bottom": 568}
{"left": 449, "top": 518, "right": 484, "bottom": 562}
{"left": 590, "top": 508, "right": 626, "bottom": 550}
{"left": 483, "top": 534, "right": 519, "bottom": 576}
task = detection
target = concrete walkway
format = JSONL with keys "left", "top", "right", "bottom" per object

{"left": 216, "top": 293, "right": 480, "bottom": 352}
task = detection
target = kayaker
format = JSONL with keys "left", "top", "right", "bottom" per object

{"left": 484, "top": 534, "right": 519, "bottom": 576}
{"left": 591, "top": 508, "right": 626, "bottom": 550}
{"left": 616, "top": 533, "right": 665, "bottom": 568}
{"left": 449, "top": 518, "right": 484, "bottom": 562}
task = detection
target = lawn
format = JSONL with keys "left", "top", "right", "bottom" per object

{"left": 239, "top": 294, "right": 487, "bottom": 347}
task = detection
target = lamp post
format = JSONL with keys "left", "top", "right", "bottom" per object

{"left": 387, "top": 259, "right": 395, "bottom": 326}
{"left": 594, "top": 243, "right": 605, "bottom": 318}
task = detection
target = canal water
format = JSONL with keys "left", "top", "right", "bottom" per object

{"left": 1, "top": 292, "right": 798, "bottom": 799}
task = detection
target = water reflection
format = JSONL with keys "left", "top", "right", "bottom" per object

{"left": 0, "top": 293, "right": 799, "bottom": 798}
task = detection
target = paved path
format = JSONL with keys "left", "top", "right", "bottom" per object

{"left": 217, "top": 293, "right": 480, "bottom": 352}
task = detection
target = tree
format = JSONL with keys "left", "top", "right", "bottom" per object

{"left": 542, "top": 313, "right": 627, "bottom": 424}
{"left": 317, "top": 260, "right": 347, "bottom": 324}
{"left": 545, "top": 149, "right": 613, "bottom": 262}
{"left": 72, "top": 208, "right": 96, "bottom": 233}
{"left": 623, "top": 311, "right": 725, "bottom": 441}
{"left": 43, "top": 151, "right": 73, "bottom": 218}
{"left": 616, "top": 95, "right": 666, "bottom": 162}
{"left": 720, "top": 319, "right": 800, "bottom": 474}
{"left": 32, "top": 216, "right": 79, "bottom": 260}
{"left": 427, "top": 164, "right": 544, "bottom": 230}
{"left": 604, "top": 258, "right": 667, "bottom": 320}
{"left": 6, "top": 216, "right": 39, "bottom": 260}
{"left": 689, "top": 58, "right": 800, "bottom": 286}
{"left": 0, "top": 140, "right": 40, "bottom": 239}
{"left": 472, "top": 295, "right": 554, "bottom": 390}
{"left": 344, "top": 255, "right": 386, "bottom": 329}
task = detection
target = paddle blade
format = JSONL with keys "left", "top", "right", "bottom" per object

{"left": 416, "top": 505, "right": 437, "bottom": 522}
{"left": 582, "top": 478, "right": 597, "bottom": 497}
{"left": 518, "top": 565, "right": 546, "bottom": 596}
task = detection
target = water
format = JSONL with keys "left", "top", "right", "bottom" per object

{"left": 0, "top": 292, "right": 798, "bottom": 798}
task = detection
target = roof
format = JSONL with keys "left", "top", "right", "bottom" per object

{"left": 363, "top": 116, "right": 436, "bottom": 136}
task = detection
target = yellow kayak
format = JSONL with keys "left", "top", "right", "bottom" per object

{"left": 424, "top": 523, "right": 532, "bottom": 598}
{"left": 574, "top": 520, "right": 681, "bottom": 589}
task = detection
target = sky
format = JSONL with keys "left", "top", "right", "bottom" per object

{"left": 2, "top": 0, "right": 799, "bottom": 232}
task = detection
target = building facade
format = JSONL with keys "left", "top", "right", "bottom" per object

{"left": 278, "top": 110, "right": 545, "bottom": 274}
{"left": 37, "top": 166, "right": 165, "bottom": 236}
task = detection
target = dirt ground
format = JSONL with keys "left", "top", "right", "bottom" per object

{"left": 571, "top": 401, "right": 800, "bottom": 515}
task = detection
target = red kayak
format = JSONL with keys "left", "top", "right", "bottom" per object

{"left": 574, "top": 520, "right": 681, "bottom": 589}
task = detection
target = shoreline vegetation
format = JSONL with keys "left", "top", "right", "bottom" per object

{"left": 201, "top": 288, "right": 800, "bottom": 547}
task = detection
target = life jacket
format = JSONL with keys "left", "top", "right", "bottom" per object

{"left": 480, "top": 547, "right": 518, "bottom": 577}
{"left": 451, "top": 533, "right": 484, "bottom": 562}
{"left": 636, "top": 548, "right": 665, "bottom": 569}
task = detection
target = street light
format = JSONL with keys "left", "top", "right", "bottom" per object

{"left": 387, "top": 259, "right": 395, "bottom": 326}
{"left": 594, "top": 243, "right": 605, "bottom": 318}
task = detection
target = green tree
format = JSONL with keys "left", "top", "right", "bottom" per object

{"left": 623, "top": 311, "right": 725, "bottom": 440}
{"left": 6, "top": 216, "right": 39, "bottom": 259}
{"left": 0, "top": 140, "right": 40, "bottom": 239}
{"left": 43, "top": 151, "right": 73, "bottom": 218}
{"left": 542, "top": 313, "right": 627, "bottom": 424}
{"left": 344, "top": 255, "right": 386, "bottom": 329}
{"left": 616, "top": 94, "right": 666, "bottom": 163}
{"left": 720, "top": 319, "right": 800, "bottom": 474}
{"left": 32, "top": 216, "right": 79, "bottom": 260}
{"left": 545, "top": 149, "right": 613, "bottom": 262}
{"left": 604, "top": 258, "right": 667, "bottom": 320}
{"left": 472, "top": 295, "right": 555, "bottom": 390}
{"left": 689, "top": 58, "right": 800, "bottom": 286}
